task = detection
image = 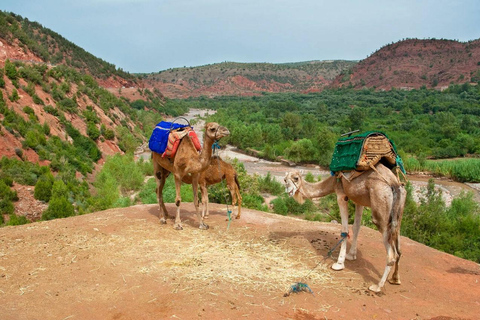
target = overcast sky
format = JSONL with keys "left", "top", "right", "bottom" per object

{"left": 2, "top": 0, "right": 480, "bottom": 73}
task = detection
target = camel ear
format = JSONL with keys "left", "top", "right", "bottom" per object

{"left": 300, "top": 169, "right": 304, "bottom": 175}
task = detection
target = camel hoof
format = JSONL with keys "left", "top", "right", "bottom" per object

{"left": 199, "top": 223, "right": 209, "bottom": 230}
{"left": 235, "top": 215, "right": 241, "bottom": 219}
{"left": 174, "top": 224, "right": 183, "bottom": 230}
{"left": 388, "top": 278, "right": 401, "bottom": 285}
{"left": 159, "top": 218, "right": 167, "bottom": 225}
{"left": 346, "top": 253, "right": 357, "bottom": 261}
{"left": 368, "top": 284, "right": 382, "bottom": 293}
{"left": 331, "top": 262, "right": 345, "bottom": 271}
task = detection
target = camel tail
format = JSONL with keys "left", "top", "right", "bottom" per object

{"left": 234, "top": 173, "right": 241, "bottom": 191}
{"left": 388, "top": 184, "right": 406, "bottom": 246}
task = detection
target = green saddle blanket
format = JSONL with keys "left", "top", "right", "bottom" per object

{"left": 330, "top": 131, "right": 405, "bottom": 174}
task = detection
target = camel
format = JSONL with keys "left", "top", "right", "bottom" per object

{"left": 182, "top": 156, "right": 242, "bottom": 219}
{"left": 284, "top": 163, "right": 406, "bottom": 292}
{"left": 152, "top": 122, "right": 230, "bottom": 230}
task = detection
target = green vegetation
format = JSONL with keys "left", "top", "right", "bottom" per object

{"left": 0, "top": 11, "right": 134, "bottom": 81}
{"left": 402, "top": 180, "right": 480, "bottom": 262}
{"left": 177, "top": 84, "right": 480, "bottom": 174}
{"left": 404, "top": 156, "right": 480, "bottom": 182}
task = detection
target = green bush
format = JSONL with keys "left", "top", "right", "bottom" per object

{"left": 8, "top": 88, "right": 19, "bottom": 102}
{"left": 139, "top": 178, "right": 158, "bottom": 204}
{"left": 271, "top": 194, "right": 317, "bottom": 216}
{"left": 4, "top": 60, "right": 18, "bottom": 80}
{"left": 87, "top": 122, "right": 100, "bottom": 141}
{"left": 34, "top": 171, "right": 55, "bottom": 202}
{"left": 6, "top": 213, "right": 28, "bottom": 226}
{"left": 0, "top": 199, "right": 14, "bottom": 215}
{"left": 271, "top": 197, "right": 288, "bottom": 215}
{"left": 401, "top": 180, "right": 480, "bottom": 263}
{"left": 258, "top": 172, "right": 284, "bottom": 195}
{"left": 42, "top": 180, "right": 75, "bottom": 220}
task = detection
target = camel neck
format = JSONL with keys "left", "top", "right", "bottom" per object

{"left": 299, "top": 175, "right": 336, "bottom": 198}
{"left": 199, "top": 136, "right": 215, "bottom": 168}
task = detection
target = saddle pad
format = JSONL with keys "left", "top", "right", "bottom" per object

{"left": 330, "top": 131, "right": 405, "bottom": 174}
{"left": 148, "top": 121, "right": 190, "bottom": 154}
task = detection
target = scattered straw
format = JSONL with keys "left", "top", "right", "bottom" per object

{"left": 112, "top": 225, "right": 337, "bottom": 295}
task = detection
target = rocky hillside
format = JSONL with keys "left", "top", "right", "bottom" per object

{"left": 331, "top": 38, "right": 480, "bottom": 90}
{"left": 0, "top": 11, "right": 136, "bottom": 89}
{"left": 142, "top": 60, "right": 357, "bottom": 98}
{"left": 0, "top": 11, "right": 167, "bottom": 166}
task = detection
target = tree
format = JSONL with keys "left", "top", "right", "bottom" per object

{"left": 281, "top": 112, "right": 301, "bottom": 140}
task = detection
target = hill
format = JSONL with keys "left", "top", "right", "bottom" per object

{"left": 0, "top": 203, "right": 478, "bottom": 319}
{"left": 0, "top": 11, "right": 169, "bottom": 166}
{"left": 0, "top": 11, "right": 136, "bottom": 88}
{"left": 331, "top": 38, "right": 480, "bottom": 90}
{"left": 142, "top": 60, "right": 357, "bottom": 98}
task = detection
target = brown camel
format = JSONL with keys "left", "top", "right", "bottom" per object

{"left": 152, "top": 122, "right": 230, "bottom": 230}
{"left": 182, "top": 156, "right": 242, "bottom": 219}
{"left": 284, "top": 163, "right": 406, "bottom": 293}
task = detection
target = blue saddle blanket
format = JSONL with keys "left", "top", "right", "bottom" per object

{"left": 148, "top": 121, "right": 191, "bottom": 154}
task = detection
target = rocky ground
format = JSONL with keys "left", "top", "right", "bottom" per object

{"left": 1, "top": 203, "right": 479, "bottom": 320}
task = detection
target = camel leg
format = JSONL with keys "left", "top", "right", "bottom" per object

{"left": 227, "top": 184, "right": 239, "bottom": 220}
{"left": 346, "top": 204, "right": 363, "bottom": 261}
{"left": 389, "top": 186, "right": 406, "bottom": 286}
{"left": 388, "top": 232, "right": 402, "bottom": 285}
{"left": 155, "top": 168, "right": 169, "bottom": 224}
{"left": 235, "top": 187, "right": 242, "bottom": 219}
{"left": 369, "top": 230, "right": 396, "bottom": 292}
{"left": 200, "top": 184, "right": 208, "bottom": 218}
{"left": 332, "top": 193, "right": 349, "bottom": 271}
{"left": 173, "top": 176, "right": 184, "bottom": 230}
{"left": 193, "top": 179, "right": 208, "bottom": 230}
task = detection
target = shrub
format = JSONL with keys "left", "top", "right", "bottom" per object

{"left": 87, "top": 122, "right": 100, "bottom": 141}
{"left": 34, "top": 171, "right": 55, "bottom": 202}
{"left": 0, "top": 179, "right": 19, "bottom": 202}
{"left": 8, "top": 88, "right": 19, "bottom": 102}
{"left": 271, "top": 197, "right": 288, "bottom": 215}
{"left": 4, "top": 60, "right": 18, "bottom": 80}
{"left": 258, "top": 172, "right": 284, "bottom": 196}
{"left": 0, "top": 200, "right": 14, "bottom": 216}
{"left": 42, "top": 180, "right": 75, "bottom": 220}
{"left": 401, "top": 180, "right": 480, "bottom": 263}
{"left": 6, "top": 213, "right": 28, "bottom": 226}
{"left": 57, "top": 98, "right": 77, "bottom": 112}
{"left": 139, "top": 178, "right": 158, "bottom": 204}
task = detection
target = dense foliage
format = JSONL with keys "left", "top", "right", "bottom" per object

{"left": 176, "top": 84, "right": 480, "bottom": 171}
{"left": 402, "top": 180, "right": 480, "bottom": 262}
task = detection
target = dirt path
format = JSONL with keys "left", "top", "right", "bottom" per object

{"left": 1, "top": 203, "right": 479, "bottom": 320}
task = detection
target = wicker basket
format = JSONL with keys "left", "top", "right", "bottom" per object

{"left": 356, "top": 134, "right": 397, "bottom": 171}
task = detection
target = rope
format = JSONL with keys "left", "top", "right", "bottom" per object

{"left": 284, "top": 231, "right": 349, "bottom": 297}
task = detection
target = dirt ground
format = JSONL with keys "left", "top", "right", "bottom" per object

{"left": 1, "top": 203, "right": 479, "bottom": 320}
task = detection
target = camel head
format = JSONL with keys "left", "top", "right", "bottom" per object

{"left": 204, "top": 122, "right": 230, "bottom": 141}
{"left": 284, "top": 171, "right": 305, "bottom": 204}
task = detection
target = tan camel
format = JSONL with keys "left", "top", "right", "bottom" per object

{"left": 182, "top": 156, "right": 242, "bottom": 219}
{"left": 284, "top": 163, "right": 406, "bottom": 293}
{"left": 152, "top": 122, "right": 230, "bottom": 230}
